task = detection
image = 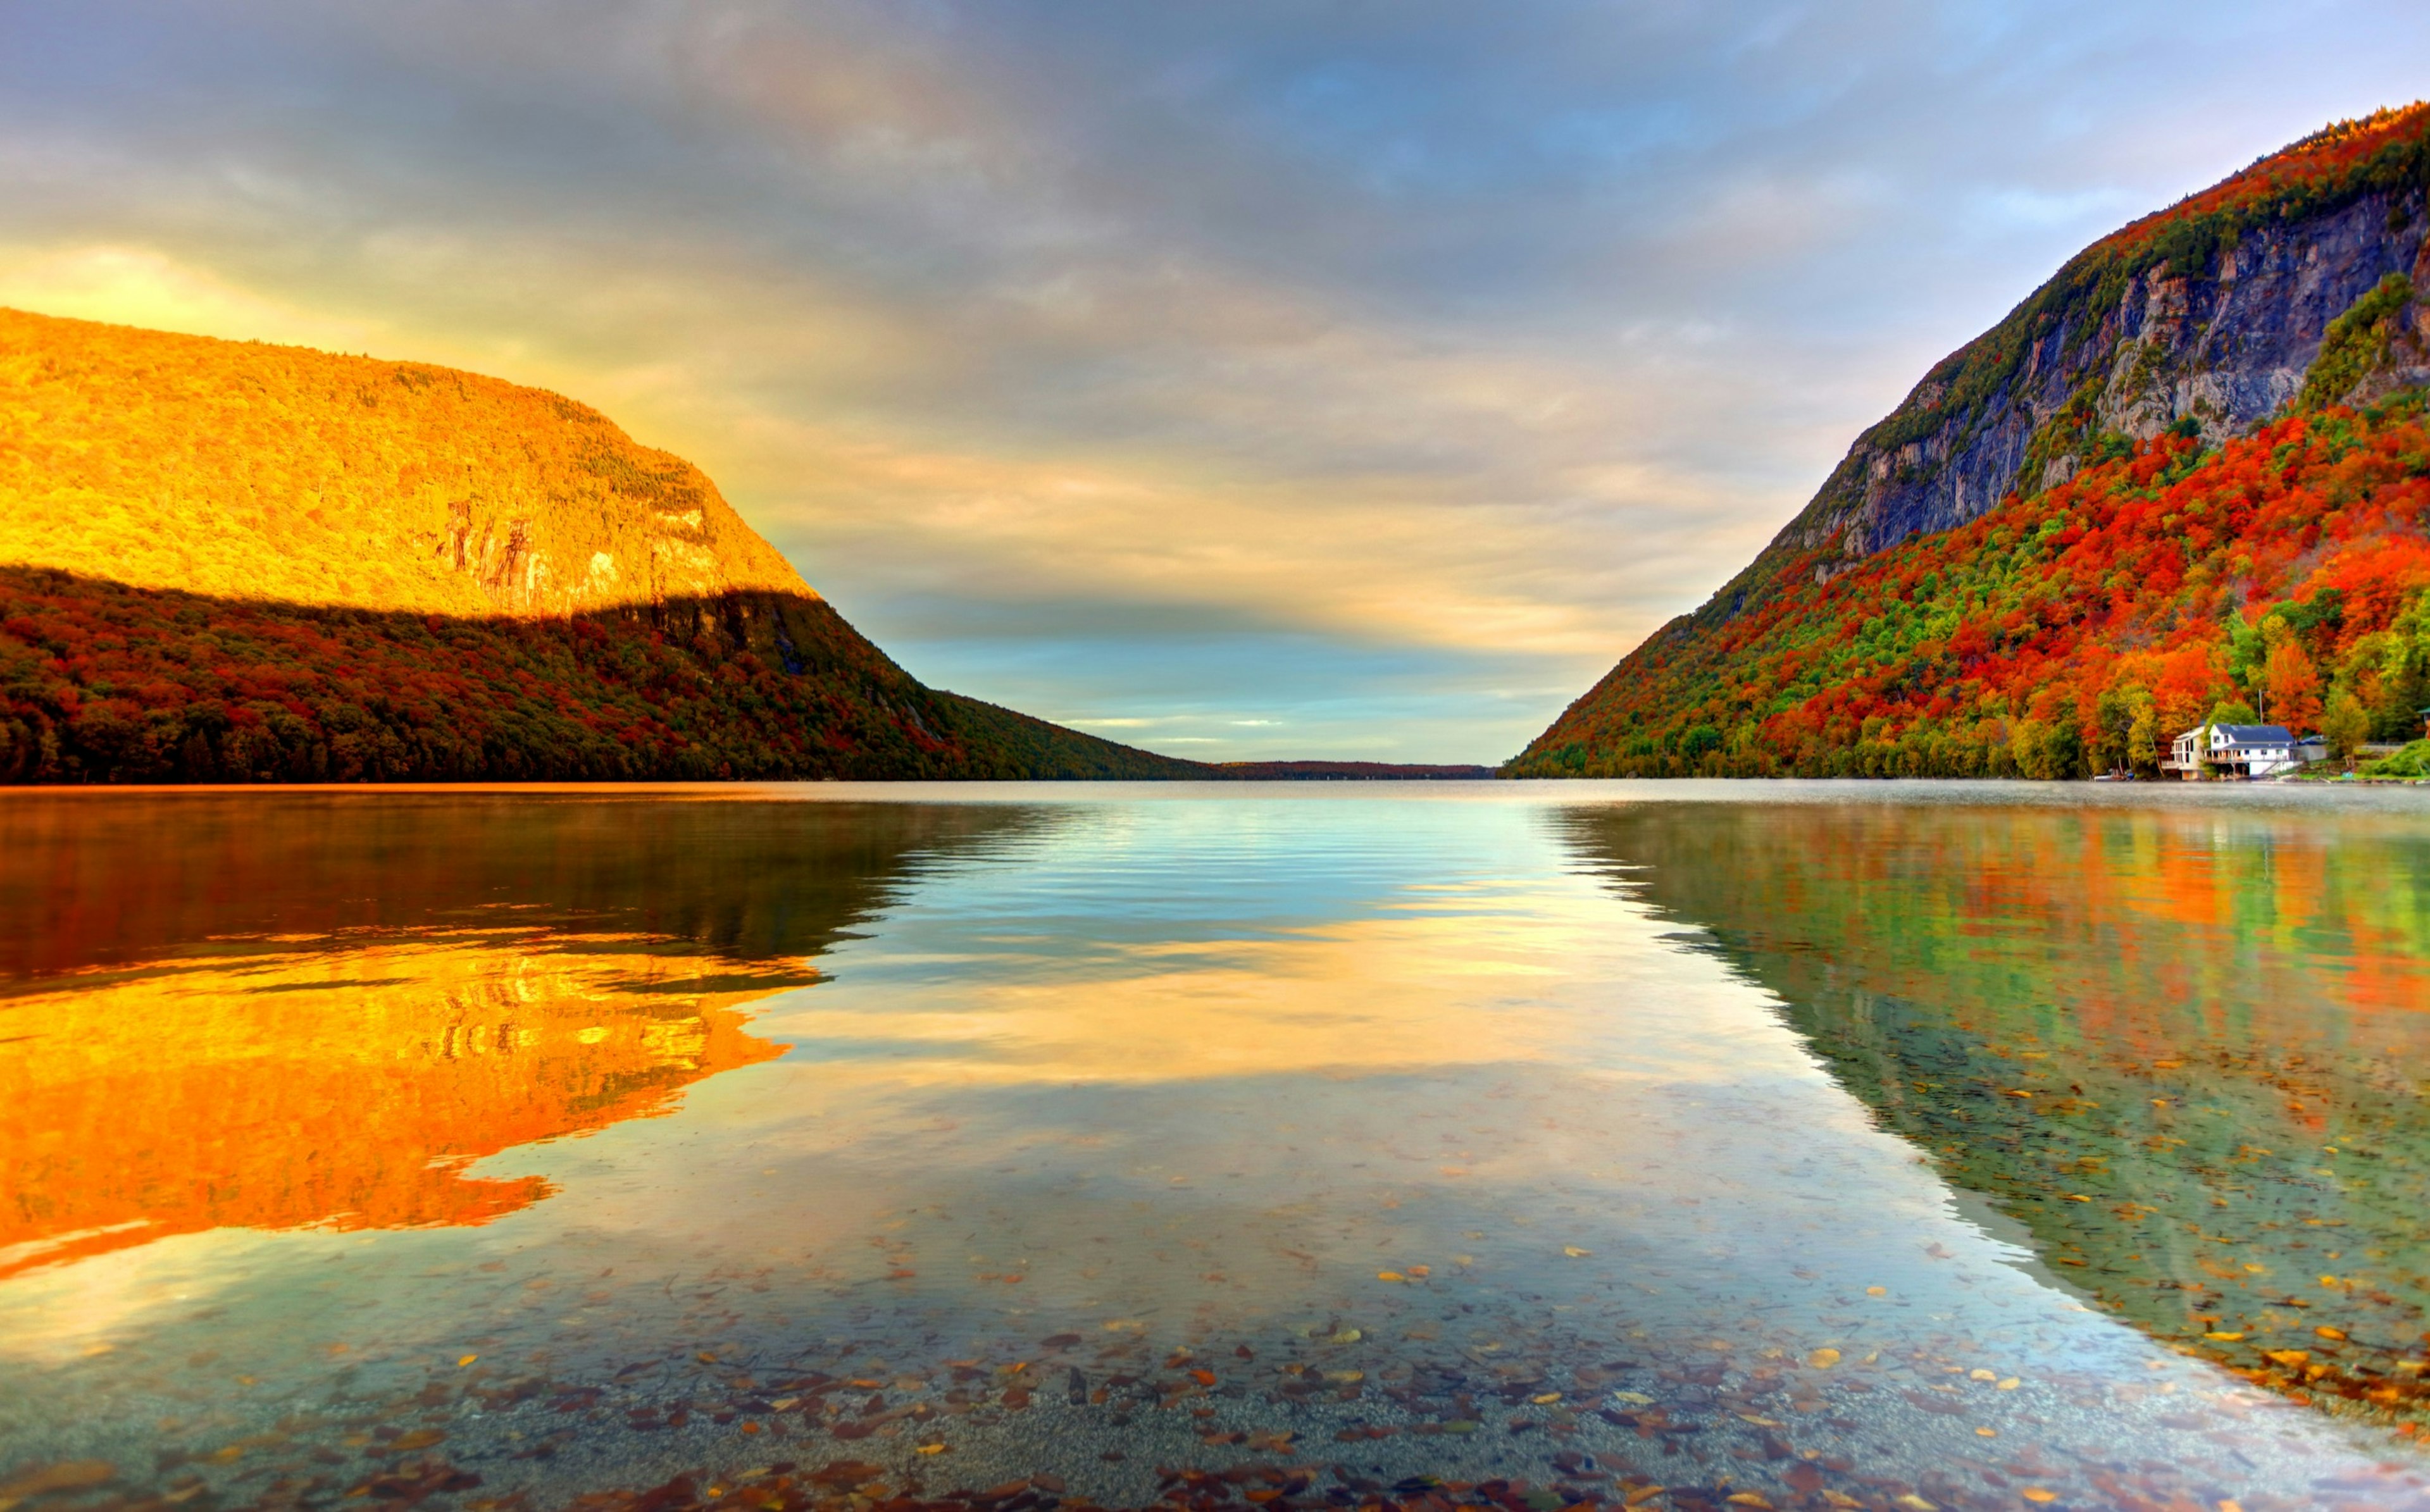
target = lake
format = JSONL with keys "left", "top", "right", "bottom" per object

{"left": 4, "top": 783, "right": 2429, "bottom": 1512}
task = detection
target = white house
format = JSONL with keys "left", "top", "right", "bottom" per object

{"left": 2164, "top": 723, "right": 2303, "bottom": 779}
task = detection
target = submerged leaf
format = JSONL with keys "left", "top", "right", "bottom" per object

{"left": 0, "top": 1463, "right": 115, "bottom": 1500}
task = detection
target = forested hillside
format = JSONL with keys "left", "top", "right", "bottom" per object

{"left": 1514, "top": 104, "right": 2430, "bottom": 778}
{"left": 0, "top": 310, "right": 1203, "bottom": 782}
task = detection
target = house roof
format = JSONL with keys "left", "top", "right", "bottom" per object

{"left": 2176, "top": 723, "right": 2295, "bottom": 743}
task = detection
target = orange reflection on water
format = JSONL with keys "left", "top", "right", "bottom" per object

{"left": 1562, "top": 800, "right": 2430, "bottom": 1423}
{"left": 0, "top": 927, "right": 788, "bottom": 1279}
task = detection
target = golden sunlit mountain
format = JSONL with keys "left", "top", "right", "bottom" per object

{"left": 0, "top": 309, "right": 1202, "bottom": 781}
{"left": 1, "top": 308, "right": 809, "bottom": 617}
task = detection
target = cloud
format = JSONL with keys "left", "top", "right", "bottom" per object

{"left": 3, "top": 0, "right": 2427, "bottom": 760}
{"left": 0, "top": 244, "right": 387, "bottom": 352}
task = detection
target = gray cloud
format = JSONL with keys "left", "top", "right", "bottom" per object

{"left": 3, "top": 1, "right": 2427, "bottom": 760}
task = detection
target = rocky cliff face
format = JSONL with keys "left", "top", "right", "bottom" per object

{"left": 1800, "top": 194, "right": 2429, "bottom": 577}
{"left": 1512, "top": 104, "right": 2430, "bottom": 779}
{"left": 1686, "top": 106, "right": 2430, "bottom": 610}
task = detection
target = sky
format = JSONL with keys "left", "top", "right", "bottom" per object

{"left": 4, "top": 3, "right": 2429, "bottom": 763}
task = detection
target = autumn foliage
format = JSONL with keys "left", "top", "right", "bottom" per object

{"left": 1512, "top": 397, "right": 2430, "bottom": 778}
{"left": 0, "top": 307, "right": 1206, "bottom": 781}
{"left": 1516, "top": 104, "right": 2430, "bottom": 779}
{"left": 2100, "top": 102, "right": 2430, "bottom": 268}
{"left": 0, "top": 567, "right": 1205, "bottom": 782}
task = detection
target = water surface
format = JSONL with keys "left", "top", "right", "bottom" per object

{"left": 4, "top": 783, "right": 2429, "bottom": 1512}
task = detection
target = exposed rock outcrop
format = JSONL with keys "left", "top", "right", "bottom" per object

{"left": 1798, "top": 205, "right": 2427, "bottom": 578}
{"left": 1512, "top": 103, "right": 2430, "bottom": 779}
{"left": 1678, "top": 108, "right": 2430, "bottom": 615}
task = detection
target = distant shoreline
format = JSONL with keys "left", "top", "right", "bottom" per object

{"left": 1207, "top": 760, "right": 1495, "bottom": 780}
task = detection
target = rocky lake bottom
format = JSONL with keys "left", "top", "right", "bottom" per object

{"left": 4, "top": 782, "right": 2429, "bottom": 1512}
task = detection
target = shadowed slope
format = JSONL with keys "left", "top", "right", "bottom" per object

{"left": 0, "top": 567, "right": 1203, "bottom": 782}
{"left": 0, "top": 310, "right": 1205, "bottom": 781}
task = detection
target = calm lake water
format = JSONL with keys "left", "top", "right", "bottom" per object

{"left": 5, "top": 783, "right": 2430, "bottom": 1512}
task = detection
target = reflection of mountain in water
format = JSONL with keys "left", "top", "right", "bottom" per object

{"left": 0, "top": 795, "right": 1035, "bottom": 1276}
{"left": 1557, "top": 800, "right": 2430, "bottom": 1425}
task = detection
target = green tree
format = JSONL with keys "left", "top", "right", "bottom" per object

{"left": 2091, "top": 688, "right": 2129, "bottom": 774}
{"left": 2322, "top": 691, "right": 2371, "bottom": 768}
{"left": 2010, "top": 717, "right": 2048, "bottom": 779}
{"left": 2126, "top": 690, "right": 2160, "bottom": 775}
{"left": 2372, "top": 637, "right": 2430, "bottom": 741}
{"left": 2042, "top": 718, "right": 2086, "bottom": 781}
{"left": 2296, "top": 272, "right": 2415, "bottom": 409}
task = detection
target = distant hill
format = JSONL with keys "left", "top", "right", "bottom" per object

{"left": 0, "top": 309, "right": 1204, "bottom": 782}
{"left": 1512, "top": 104, "right": 2430, "bottom": 779}
{"left": 1212, "top": 760, "right": 1495, "bottom": 780}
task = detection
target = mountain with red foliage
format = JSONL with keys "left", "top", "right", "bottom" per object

{"left": 1512, "top": 104, "right": 2430, "bottom": 778}
{"left": 0, "top": 310, "right": 1206, "bottom": 782}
